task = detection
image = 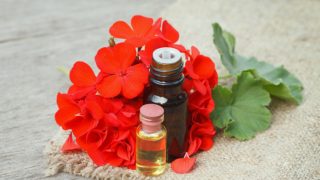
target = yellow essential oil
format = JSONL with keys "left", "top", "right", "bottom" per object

{"left": 136, "top": 104, "right": 167, "bottom": 176}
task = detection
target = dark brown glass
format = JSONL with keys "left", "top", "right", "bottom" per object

{"left": 144, "top": 48, "right": 187, "bottom": 162}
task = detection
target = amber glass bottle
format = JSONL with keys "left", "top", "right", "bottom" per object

{"left": 144, "top": 47, "right": 187, "bottom": 162}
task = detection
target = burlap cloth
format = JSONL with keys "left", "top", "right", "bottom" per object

{"left": 44, "top": 0, "right": 320, "bottom": 179}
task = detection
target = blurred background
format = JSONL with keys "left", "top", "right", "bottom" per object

{"left": 0, "top": 0, "right": 319, "bottom": 179}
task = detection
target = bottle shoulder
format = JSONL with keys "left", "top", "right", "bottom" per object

{"left": 145, "top": 93, "right": 187, "bottom": 106}
{"left": 136, "top": 125, "right": 167, "bottom": 140}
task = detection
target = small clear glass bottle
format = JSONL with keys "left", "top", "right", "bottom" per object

{"left": 136, "top": 104, "right": 167, "bottom": 176}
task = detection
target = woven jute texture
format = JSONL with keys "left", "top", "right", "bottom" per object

{"left": 44, "top": 0, "right": 320, "bottom": 179}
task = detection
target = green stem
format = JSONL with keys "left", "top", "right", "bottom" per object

{"left": 57, "top": 66, "right": 69, "bottom": 76}
{"left": 219, "top": 74, "right": 232, "bottom": 80}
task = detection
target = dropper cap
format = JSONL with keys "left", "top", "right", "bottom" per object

{"left": 151, "top": 47, "right": 184, "bottom": 84}
{"left": 139, "top": 104, "right": 164, "bottom": 134}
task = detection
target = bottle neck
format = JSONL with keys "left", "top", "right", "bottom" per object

{"left": 149, "top": 47, "right": 185, "bottom": 98}
{"left": 150, "top": 58, "right": 184, "bottom": 88}
{"left": 149, "top": 81, "right": 184, "bottom": 96}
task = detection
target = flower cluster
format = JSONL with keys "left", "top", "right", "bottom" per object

{"left": 55, "top": 15, "right": 218, "bottom": 169}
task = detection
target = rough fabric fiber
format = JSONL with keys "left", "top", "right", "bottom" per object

{"left": 45, "top": 0, "right": 320, "bottom": 179}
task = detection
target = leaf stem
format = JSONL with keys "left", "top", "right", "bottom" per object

{"left": 57, "top": 66, "right": 69, "bottom": 76}
{"left": 219, "top": 74, "right": 232, "bottom": 80}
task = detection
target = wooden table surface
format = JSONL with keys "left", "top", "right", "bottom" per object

{"left": 0, "top": 0, "right": 172, "bottom": 179}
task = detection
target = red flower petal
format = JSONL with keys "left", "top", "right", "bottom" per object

{"left": 104, "top": 151, "right": 124, "bottom": 166}
{"left": 95, "top": 43, "right": 136, "bottom": 73}
{"left": 199, "top": 136, "right": 214, "bottom": 151}
{"left": 103, "top": 113, "right": 120, "bottom": 127}
{"left": 131, "top": 15, "right": 153, "bottom": 36}
{"left": 193, "top": 80, "right": 207, "bottom": 95}
{"left": 116, "top": 130, "right": 131, "bottom": 141}
{"left": 187, "top": 138, "right": 202, "bottom": 156}
{"left": 86, "top": 100, "right": 104, "bottom": 120}
{"left": 96, "top": 75, "right": 122, "bottom": 98}
{"left": 86, "top": 148, "right": 108, "bottom": 166}
{"left": 185, "top": 60, "right": 200, "bottom": 79}
{"left": 169, "top": 43, "right": 186, "bottom": 52}
{"left": 120, "top": 105, "right": 136, "bottom": 118}
{"left": 191, "top": 46, "right": 200, "bottom": 60}
{"left": 56, "top": 93, "right": 74, "bottom": 109}
{"left": 145, "top": 17, "right": 162, "bottom": 39}
{"left": 109, "top": 21, "right": 134, "bottom": 39}
{"left": 67, "top": 117, "right": 99, "bottom": 137}
{"left": 171, "top": 153, "right": 196, "bottom": 174}
{"left": 77, "top": 129, "right": 105, "bottom": 150}
{"left": 125, "top": 38, "right": 145, "bottom": 49}
{"left": 127, "top": 164, "right": 136, "bottom": 170}
{"left": 126, "top": 63, "right": 149, "bottom": 84}
{"left": 121, "top": 64, "right": 148, "bottom": 99}
{"left": 109, "top": 15, "right": 160, "bottom": 47}
{"left": 113, "top": 43, "right": 136, "bottom": 70}
{"left": 117, "top": 144, "right": 130, "bottom": 161}
{"left": 139, "top": 37, "right": 167, "bottom": 67}
{"left": 102, "top": 98, "right": 123, "bottom": 113}
{"left": 67, "top": 85, "right": 96, "bottom": 99}
{"left": 95, "top": 47, "right": 116, "bottom": 73}
{"left": 61, "top": 133, "right": 81, "bottom": 153}
{"left": 208, "top": 68, "right": 219, "bottom": 88}
{"left": 161, "top": 20, "right": 179, "bottom": 43}
{"left": 70, "top": 61, "right": 96, "bottom": 87}
{"left": 118, "top": 112, "right": 139, "bottom": 128}
{"left": 55, "top": 105, "right": 80, "bottom": 129}
{"left": 182, "top": 78, "right": 193, "bottom": 93}
{"left": 188, "top": 84, "right": 215, "bottom": 116}
{"left": 193, "top": 55, "right": 215, "bottom": 79}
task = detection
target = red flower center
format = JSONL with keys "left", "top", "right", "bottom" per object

{"left": 119, "top": 70, "right": 127, "bottom": 77}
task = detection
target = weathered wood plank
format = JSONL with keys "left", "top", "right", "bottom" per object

{"left": 0, "top": 0, "right": 172, "bottom": 179}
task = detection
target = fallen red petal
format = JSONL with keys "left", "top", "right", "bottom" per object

{"left": 171, "top": 153, "right": 196, "bottom": 174}
{"left": 61, "top": 133, "right": 81, "bottom": 153}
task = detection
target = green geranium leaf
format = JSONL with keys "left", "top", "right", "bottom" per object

{"left": 211, "top": 72, "right": 272, "bottom": 140}
{"left": 212, "top": 23, "right": 303, "bottom": 104}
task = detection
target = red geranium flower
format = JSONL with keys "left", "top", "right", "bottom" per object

{"left": 138, "top": 20, "right": 184, "bottom": 67}
{"left": 109, "top": 15, "right": 161, "bottom": 47}
{"left": 81, "top": 95, "right": 141, "bottom": 130}
{"left": 54, "top": 15, "right": 220, "bottom": 170}
{"left": 188, "top": 81, "right": 215, "bottom": 116}
{"left": 68, "top": 61, "right": 97, "bottom": 99}
{"left": 95, "top": 42, "right": 149, "bottom": 99}
{"left": 158, "top": 20, "right": 179, "bottom": 44}
{"left": 55, "top": 93, "right": 101, "bottom": 137}
{"left": 184, "top": 46, "right": 218, "bottom": 95}
{"left": 187, "top": 112, "right": 216, "bottom": 156}
{"left": 77, "top": 128, "right": 136, "bottom": 169}
{"left": 139, "top": 37, "right": 186, "bottom": 67}
{"left": 97, "top": 98, "right": 141, "bottom": 129}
